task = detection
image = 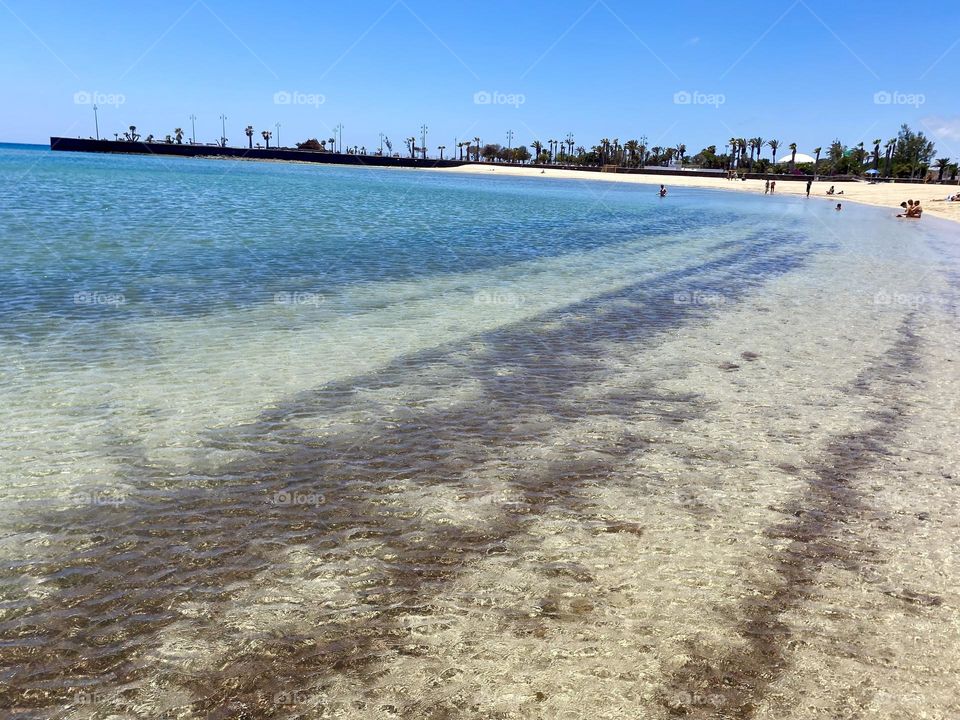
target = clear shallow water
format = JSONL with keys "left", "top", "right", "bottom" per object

{"left": 1, "top": 145, "right": 959, "bottom": 718}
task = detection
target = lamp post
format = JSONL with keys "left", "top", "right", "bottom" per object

{"left": 506, "top": 129, "right": 514, "bottom": 149}
{"left": 334, "top": 123, "right": 343, "bottom": 152}
{"left": 420, "top": 124, "right": 428, "bottom": 160}
{"left": 219, "top": 114, "right": 227, "bottom": 147}
{"left": 189, "top": 114, "right": 197, "bottom": 144}
{"left": 275, "top": 122, "right": 281, "bottom": 148}
{"left": 93, "top": 104, "right": 99, "bottom": 140}
{"left": 379, "top": 132, "right": 385, "bottom": 155}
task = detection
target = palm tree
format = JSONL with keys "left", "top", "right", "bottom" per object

{"left": 473, "top": 137, "right": 481, "bottom": 162}
{"left": 788, "top": 142, "right": 798, "bottom": 169}
{"left": 936, "top": 157, "right": 951, "bottom": 182}
{"left": 599, "top": 138, "right": 610, "bottom": 165}
{"left": 406, "top": 137, "right": 416, "bottom": 158}
{"left": 637, "top": 142, "right": 647, "bottom": 168}
{"left": 883, "top": 139, "right": 895, "bottom": 177}
{"left": 753, "top": 137, "right": 764, "bottom": 164}
{"left": 328, "top": 138, "right": 336, "bottom": 152}
{"left": 174, "top": 128, "right": 183, "bottom": 144}
{"left": 624, "top": 140, "right": 639, "bottom": 167}
{"left": 245, "top": 125, "right": 254, "bottom": 149}
{"left": 813, "top": 146, "right": 822, "bottom": 176}
{"left": 675, "top": 143, "right": 686, "bottom": 167}
{"left": 872, "top": 139, "right": 882, "bottom": 170}
{"left": 438, "top": 145, "right": 445, "bottom": 160}
{"left": 261, "top": 130, "right": 272, "bottom": 149}
{"left": 767, "top": 139, "right": 781, "bottom": 166}
{"left": 531, "top": 140, "right": 543, "bottom": 162}
{"left": 126, "top": 125, "right": 140, "bottom": 142}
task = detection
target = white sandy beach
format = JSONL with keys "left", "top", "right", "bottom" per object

{"left": 440, "top": 164, "right": 960, "bottom": 225}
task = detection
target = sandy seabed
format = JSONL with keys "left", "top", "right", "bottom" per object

{"left": 3, "top": 168, "right": 959, "bottom": 720}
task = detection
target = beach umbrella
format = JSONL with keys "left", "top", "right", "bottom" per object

{"left": 864, "top": 169, "right": 880, "bottom": 175}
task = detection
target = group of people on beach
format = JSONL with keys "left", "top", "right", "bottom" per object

{"left": 897, "top": 199, "right": 923, "bottom": 219}
{"left": 653, "top": 180, "right": 942, "bottom": 218}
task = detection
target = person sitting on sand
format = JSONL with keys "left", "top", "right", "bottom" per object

{"left": 826, "top": 185, "right": 835, "bottom": 195}
{"left": 909, "top": 200, "right": 922, "bottom": 218}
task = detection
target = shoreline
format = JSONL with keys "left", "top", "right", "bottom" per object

{"left": 437, "top": 164, "right": 960, "bottom": 226}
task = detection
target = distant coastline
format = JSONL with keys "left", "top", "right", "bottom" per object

{"left": 49, "top": 136, "right": 465, "bottom": 170}
{"left": 49, "top": 136, "right": 863, "bottom": 184}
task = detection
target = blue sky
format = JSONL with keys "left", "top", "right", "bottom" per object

{"left": 2, "top": 0, "right": 959, "bottom": 158}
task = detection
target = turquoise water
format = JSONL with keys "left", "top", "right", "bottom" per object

{"left": 1, "top": 145, "right": 958, "bottom": 718}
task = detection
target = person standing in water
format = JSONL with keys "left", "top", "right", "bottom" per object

{"left": 764, "top": 179, "right": 770, "bottom": 194}
{"left": 659, "top": 184, "right": 667, "bottom": 197}
{"left": 806, "top": 179, "right": 812, "bottom": 197}
{"left": 770, "top": 180, "right": 776, "bottom": 194}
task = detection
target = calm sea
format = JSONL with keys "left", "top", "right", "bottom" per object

{"left": 1, "top": 143, "right": 958, "bottom": 718}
